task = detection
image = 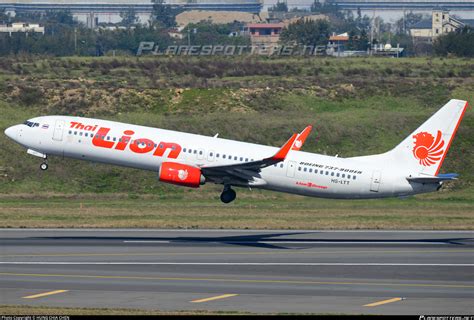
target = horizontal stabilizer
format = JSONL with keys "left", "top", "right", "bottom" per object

{"left": 407, "top": 173, "right": 458, "bottom": 183}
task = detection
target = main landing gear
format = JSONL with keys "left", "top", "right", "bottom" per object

{"left": 40, "top": 159, "right": 48, "bottom": 171}
{"left": 220, "top": 185, "right": 236, "bottom": 204}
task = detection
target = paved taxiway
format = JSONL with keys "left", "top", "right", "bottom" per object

{"left": 1, "top": 229, "right": 473, "bottom": 314}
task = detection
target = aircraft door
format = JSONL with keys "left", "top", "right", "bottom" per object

{"left": 370, "top": 170, "right": 382, "bottom": 192}
{"left": 52, "top": 120, "right": 65, "bottom": 141}
{"left": 286, "top": 161, "right": 296, "bottom": 178}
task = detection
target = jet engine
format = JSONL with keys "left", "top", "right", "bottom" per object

{"left": 159, "top": 162, "right": 205, "bottom": 188}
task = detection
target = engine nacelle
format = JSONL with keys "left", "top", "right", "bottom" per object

{"left": 158, "top": 162, "right": 205, "bottom": 188}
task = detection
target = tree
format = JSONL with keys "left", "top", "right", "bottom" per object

{"left": 120, "top": 7, "right": 139, "bottom": 27}
{"left": 434, "top": 26, "right": 474, "bottom": 57}
{"left": 395, "top": 11, "right": 424, "bottom": 35}
{"left": 0, "top": 8, "right": 11, "bottom": 24}
{"left": 310, "top": 0, "right": 322, "bottom": 12}
{"left": 269, "top": 1, "right": 288, "bottom": 13}
{"left": 151, "top": 0, "right": 183, "bottom": 28}
{"left": 311, "top": 0, "right": 343, "bottom": 18}
{"left": 182, "top": 21, "right": 249, "bottom": 46}
{"left": 280, "top": 19, "right": 330, "bottom": 46}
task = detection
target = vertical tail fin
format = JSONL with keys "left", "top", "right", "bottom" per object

{"left": 389, "top": 99, "right": 468, "bottom": 176}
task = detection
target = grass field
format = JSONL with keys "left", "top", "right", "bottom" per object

{"left": 0, "top": 305, "right": 253, "bottom": 315}
{"left": 0, "top": 56, "right": 473, "bottom": 229}
{"left": 1, "top": 187, "right": 473, "bottom": 229}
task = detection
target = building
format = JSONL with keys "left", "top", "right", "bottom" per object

{"left": 410, "top": 9, "right": 474, "bottom": 42}
{"left": 0, "top": 22, "right": 44, "bottom": 35}
{"left": 244, "top": 22, "right": 284, "bottom": 51}
{"left": 0, "top": 0, "right": 263, "bottom": 27}
{"left": 326, "top": 32, "right": 349, "bottom": 56}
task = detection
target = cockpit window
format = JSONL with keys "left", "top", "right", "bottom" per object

{"left": 23, "top": 121, "right": 40, "bottom": 128}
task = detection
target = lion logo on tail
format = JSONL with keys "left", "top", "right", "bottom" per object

{"left": 412, "top": 130, "right": 445, "bottom": 166}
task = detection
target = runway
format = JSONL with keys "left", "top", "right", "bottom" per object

{"left": 1, "top": 229, "right": 473, "bottom": 314}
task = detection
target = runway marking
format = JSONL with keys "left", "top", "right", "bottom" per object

{"left": 1, "top": 262, "right": 473, "bottom": 266}
{"left": 364, "top": 297, "right": 403, "bottom": 307}
{"left": 22, "top": 289, "right": 68, "bottom": 299}
{"left": 1, "top": 272, "right": 473, "bottom": 289}
{"left": 2, "top": 249, "right": 473, "bottom": 258}
{"left": 191, "top": 294, "right": 238, "bottom": 303}
{"left": 122, "top": 240, "right": 449, "bottom": 245}
{"left": 123, "top": 241, "right": 170, "bottom": 243}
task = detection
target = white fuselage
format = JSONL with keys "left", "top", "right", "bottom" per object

{"left": 5, "top": 115, "right": 439, "bottom": 199}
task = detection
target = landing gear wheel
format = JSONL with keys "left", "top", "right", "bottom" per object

{"left": 40, "top": 162, "right": 48, "bottom": 171}
{"left": 220, "top": 187, "right": 236, "bottom": 204}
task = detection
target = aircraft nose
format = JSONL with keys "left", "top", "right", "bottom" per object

{"left": 4, "top": 125, "right": 19, "bottom": 140}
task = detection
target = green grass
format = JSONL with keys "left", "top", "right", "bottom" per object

{"left": 0, "top": 305, "right": 254, "bottom": 315}
{"left": 1, "top": 188, "right": 473, "bottom": 229}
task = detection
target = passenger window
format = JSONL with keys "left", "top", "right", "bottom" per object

{"left": 183, "top": 148, "right": 187, "bottom": 152}
{"left": 210, "top": 152, "right": 213, "bottom": 157}
{"left": 326, "top": 171, "right": 329, "bottom": 175}
{"left": 347, "top": 175, "right": 351, "bottom": 179}
{"left": 74, "top": 131, "right": 77, "bottom": 135}
{"left": 353, "top": 176, "right": 357, "bottom": 180}
{"left": 280, "top": 164, "right": 283, "bottom": 168}
{"left": 69, "top": 130, "right": 72, "bottom": 134}
{"left": 303, "top": 167, "right": 307, "bottom": 172}
{"left": 298, "top": 167, "right": 301, "bottom": 171}
{"left": 245, "top": 158, "right": 248, "bottom": 162}
{"left": 79, "top": 132, "right": 83, "bottom": 136}
{"left": 223, "top": 155, "right": 226, "bottom": 159}
{"left": 331, "top": 172, "right": 335, "bottom": 176}
{"left": 309, "top": 168, "right": 313, "bottom": 173}
{"left": 342, "top": 174, "right": 345, "bottom": 178}
{"left": 234, "top": 156, "right": 237, "bottom": 160}
{"left": 240, "top": 157, "right": 243, "bottom": 161}
{"left": 194, "top": 150, "right": 197, "bottom": 154}
{"left": 336, "top": 173, "right": 339, "bottom": 177}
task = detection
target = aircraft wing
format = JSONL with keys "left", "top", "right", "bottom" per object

{"left": 407, "top": 173, "right": 458, "bottom": 183}
{"left": 201, "top": 133, "right": 297, "bottom": 185}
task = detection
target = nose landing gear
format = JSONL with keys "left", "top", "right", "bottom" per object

{"left": 220, "top": 185, "right": 236, "bottom": 204}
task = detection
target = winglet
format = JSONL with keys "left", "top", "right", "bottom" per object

{"left": 270, "top": 133, "right": 298, "bottom": 162}
{"left": 292, "top": 125, "right": 312, "bottom": 151}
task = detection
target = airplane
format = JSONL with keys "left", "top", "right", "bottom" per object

{"left": 4, "top": 99, "right": 468, "bottom": 203}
